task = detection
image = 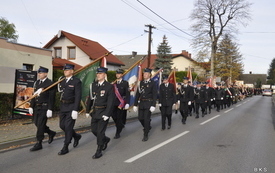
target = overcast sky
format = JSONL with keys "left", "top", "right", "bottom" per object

{"left": 2, "top": 0, "right": 274, "bottom": 74}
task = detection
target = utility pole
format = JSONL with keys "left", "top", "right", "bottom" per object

{"left": 145, "top": 24, "right": 156, "bottom": 68}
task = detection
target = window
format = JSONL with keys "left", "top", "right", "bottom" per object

{"left": 54, "top": 47, "right": 62, "bottom": 58}
{"left": 68, "top": 47, "right": 76, "bottom": 60}
{"left": 23, "top": 64, "right": 33, "bottom": 71}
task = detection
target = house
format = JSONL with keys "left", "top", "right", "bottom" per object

{"left": 239, "top": 72, "right": 267, "bottom": 85}
{"left": 0, "top": 37, "right": 52, "bottom": 93}
{"left": 44, "top": 30, "right": 125, "bottom": 70}
{"left": 116, "top": 50, "right": 207, "bottom": 77}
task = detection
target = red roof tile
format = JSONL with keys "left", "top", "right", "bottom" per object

{"left": 53, "top": 58, "right": 82, "bottom": 70}
{"left": 44, "top": 30, "right": 124, "bottom": 66}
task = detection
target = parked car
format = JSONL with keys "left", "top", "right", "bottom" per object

{"left": 262, "top": 89, "right": 273, "bottom": 96}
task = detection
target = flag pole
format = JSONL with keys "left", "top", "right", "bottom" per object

{"left": 14, "top": 52, "right": 112, "bottom": 108}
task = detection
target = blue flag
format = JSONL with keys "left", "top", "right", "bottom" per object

{"left": 123, "top": 65, "right": 139, "bottom": 107}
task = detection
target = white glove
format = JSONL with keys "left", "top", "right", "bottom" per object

{"left": 149, "top": 106, "right": 155, "bottom": 112}
{"left": 124, "top": 104, "right": 129, "bottom": 110}
{"left": 210, "top": 99, "right": 213, "bottom": 101}
{"left": 102, "top": 115, "right": 109, "bottom": 121}
{"left": 213, "top": 98, "right": 215, "bottom": 100}
{"left": 133, "top": 106, "right": 138, "bottom": 112}
{"left": 188, "top": 101, "right": 191, "bottom": 105}
{"left": 86, "top": 113, "right": 90, "bottom": 118}
{"left": 221, "top": 97, "right": 223, "bottom": 100}
{"left": 177, "top": 100, "right": 180, "bottom": 104}
{"left": 159, "top": 103, "right": 162, "bottom": 107}
{"left": 230, "top": 96, "right": 232, "bottom": 98}
{"left": 46, "top": 110, "right": 52, "bottom": 118}
{"left": 71, "top": 110, "right": 78, "bottom": 120}
{"left": 34, "top": 88, "right": 43, "bottom": 96}
{"left": 28, "top": 107, "right": 33, "bottom": 115}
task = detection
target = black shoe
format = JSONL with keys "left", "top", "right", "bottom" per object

{"left": 92, "top": 146, "right": 103, "bottom": 159}
{"left": 189, "top": 113, "right": 192, "bottom": 116}
{"left": 58, "top": 144, "right": 69, "bottom": 155}
{"left": 114, "top": 134, "right": 120, "bottom": 139}
{"left": 48, "top": 131, "right": 56, "bottom": 144}
{"left": 30, "top": 142, "right": 42, "bottom": 151}
{"left": 167, "top": 126, "right": 171, "bottom": 129}
{"left": 73, "top": 134, "right": 82, "bottom": 148}
{"left": 102, "top": 137, "right": 110, "bottom": 151}
{"left": 209, "top": 110, "right": 211, "bottom": 114}
{"left": 161, "top": 127, "right": 165, "bottom": 131}
{"left": 195, "top": 115, "right": 199, "bottom": 119}
{"left": 142, "top": 135, "right": 148, "bottom": 142}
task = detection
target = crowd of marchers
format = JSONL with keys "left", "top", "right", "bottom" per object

{"left": 27, "top": 64, "right": 255, "bottom": 159}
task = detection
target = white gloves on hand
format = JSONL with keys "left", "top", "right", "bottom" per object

{"left": 46, "top": 110, "right": 52, "bottom": 118}
{"left": 221, "top": 97, "right": 223, "bottom": 100}
{"left": 159, "top": 103, "right": 162, "bottom": 107}
{"left": 149, "top": 106, "right": 155, "bottom": 112}
{"left": 71, "top": 110, "right": 78, "bottom": 120}
{"left": 102, "top": 115, "right": 109, "bottom": 121}
{"left": 124, "top": 104, "right": 129, "bottom": 110}
{"left": 230, "top": 96, "right": 232, "bottom": 98}
{"left": 210, "top": 99, "right": 213, "bottom": 101}
{"left": 34, "top": 88, "right": 43, "bottom": 96}
{"left": 188, "top": 101, "right": 191, "bottom": 105}
{"left": 28, "top": 108, "right": 33, "bottom": 115}
{"left": 86, "top": 113, "right": 90, "bottom": 118}
{"left": 213, "top": 98, "right": 216, "bottom": 100}
{"left": 133, "top": 106, "right": 138, "bottom": 112}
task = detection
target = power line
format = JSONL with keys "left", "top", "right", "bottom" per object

{"left": 108, "top": 32, "right": 145, "bottom": 49}
{"left": 136, "top": 0, "right": 194, "bottom": 38}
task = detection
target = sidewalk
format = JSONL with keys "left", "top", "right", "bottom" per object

{"left": 0, "top": 109, "right": 161, "bottom": 151}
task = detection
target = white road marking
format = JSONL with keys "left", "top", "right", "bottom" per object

{"left": 224, "top": 108, "right": 233, "bottom": 113}
{"left": 236, "top": 104, "right": 242, "bottom": 107}
{"left": 124, "top": 131, "right": 190, "bottom": 163}
{"left": 243, "top": 101, "right": 247, "bottom": 104}
{"left": 200, "top": 115, "right": 220, "bottom": 125}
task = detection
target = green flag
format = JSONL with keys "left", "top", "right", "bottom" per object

{"left": 75, "top": 61, "right": 100, "bottom": 106}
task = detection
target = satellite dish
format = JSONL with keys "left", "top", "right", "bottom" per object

{"left": 57, "top": 30, "right": 62, "bottom": 38}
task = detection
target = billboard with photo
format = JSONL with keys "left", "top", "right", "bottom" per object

{"left": 13, "top": 69, "right": 37, "bottom": 117}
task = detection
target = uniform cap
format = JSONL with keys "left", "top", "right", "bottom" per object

{"left": 183, "top": 77, "right": 189, "bottom": 80}
{"left": 162, "top": 75, "right": 168, "bottom": 80}
{"left": 116, "top": 69, "right": 124, "bottom": 74}
{"left": 96, "top": 67, "right": 108, "bottom": 73}
{"left": 63, "top": 63, "right": 74, "bottom": 70}
{"left": 38, "top": 66, "right": 48, "bottom": 73}
{"left": 143, "top": 68, "right": 152, "bottom": 73}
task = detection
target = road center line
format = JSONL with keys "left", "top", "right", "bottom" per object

{"left": 200, "top": 115, "right": 220, "bottom": 125}
{"left": 124, "top": 131, "right": 190, "bottom": 163}
{"left": 236, "top": 104, "right": 242, "bottom": 107}
{"left": 224, "top": 108, "right": 233, "bottom": 113}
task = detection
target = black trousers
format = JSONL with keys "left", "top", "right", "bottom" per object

{"left": 138, "top": 108, "right": 151, "bottom": 134}
{"left": 180, "top": 101, "right": 189, "bottom": 122}
{"left": 59, "top": 111, "right": 79, "bottom": 145}
{"left": 206, "top": 100, "right": 212, "bottom": 111}
{"left": 195, "top": 102, "right": 206, "bottom": 115}
{"left": 112, "top": 106, "right": 125, "bottom": 135}
{"left": 160, "top": 106, "right": 172, "bottom": 128}
{"left": 33, "top": 106, "right": 54, "bottom": 141}
{"left": 91, "top": 117, "right": 109, "bottom": 146}
{"left": 215, "top": 100, "right": 222, "bottom": 111}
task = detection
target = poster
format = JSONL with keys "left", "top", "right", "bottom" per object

{"left": 13, "top": 69, "right": 37, "bottom": 116}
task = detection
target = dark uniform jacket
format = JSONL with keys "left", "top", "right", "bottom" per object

{"left": 31, "top": 78, "right": 55, "bottom": 110}
{"left": 113, "top": 80, "right": 130, "bottom": 107}
{"left": 86, "top": 80, "right": 115, "bottom": 119}
{"left": 134, "top": 79, "right": 157, "bottom": 109}
{"left": 215, "top": 88, "right": 225, "bottom": 100}
{"left": 194, "top": 87, "right": 206, "bottom": 103}
{"left": 205, "top": 86, "right": 215, "bottom": 101}
{"left": 177, "top": 84, "right": 194, "bottom": 102}
{"left": 159, "top": 83, "right": 176, "bottom": 107}
{"left": 59, "top": 76, "right": 82, "bottom": 112}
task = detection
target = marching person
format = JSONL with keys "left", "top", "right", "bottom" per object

{"left": 177, "top": 77, "right": 194, "bottom": 124}
{"left": 133, "top": 68, "right": 157, "bottom": 142}
{"left": 28, "top": 66, "right": 56, "bottom": 151}
{"left": 112, "top": 69, "right": 130, "bottom": 139}
{"left": 57, "top": 64, "right": 82, "bottom": 155}
{"left": 86, "top": 67, "right": 115, "bottom": 159}
{"left": 194, "top": 82, "right": 207, "bottom": 118}
{"left": 159, "top": 75, "right": 176, "bottom": 130}
{"left": 214, "top": 84, "right": 225, "bottom": 112}
{"left": 204, "top": 82, "right": 215, "bottom": 114}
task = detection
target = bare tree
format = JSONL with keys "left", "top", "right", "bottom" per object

{"left": 190, "top": 0, "right": 252, "bottom": 79}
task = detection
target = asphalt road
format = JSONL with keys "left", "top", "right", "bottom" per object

{"left": 1, "top": 95, "right": 275, "bottom": 173}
